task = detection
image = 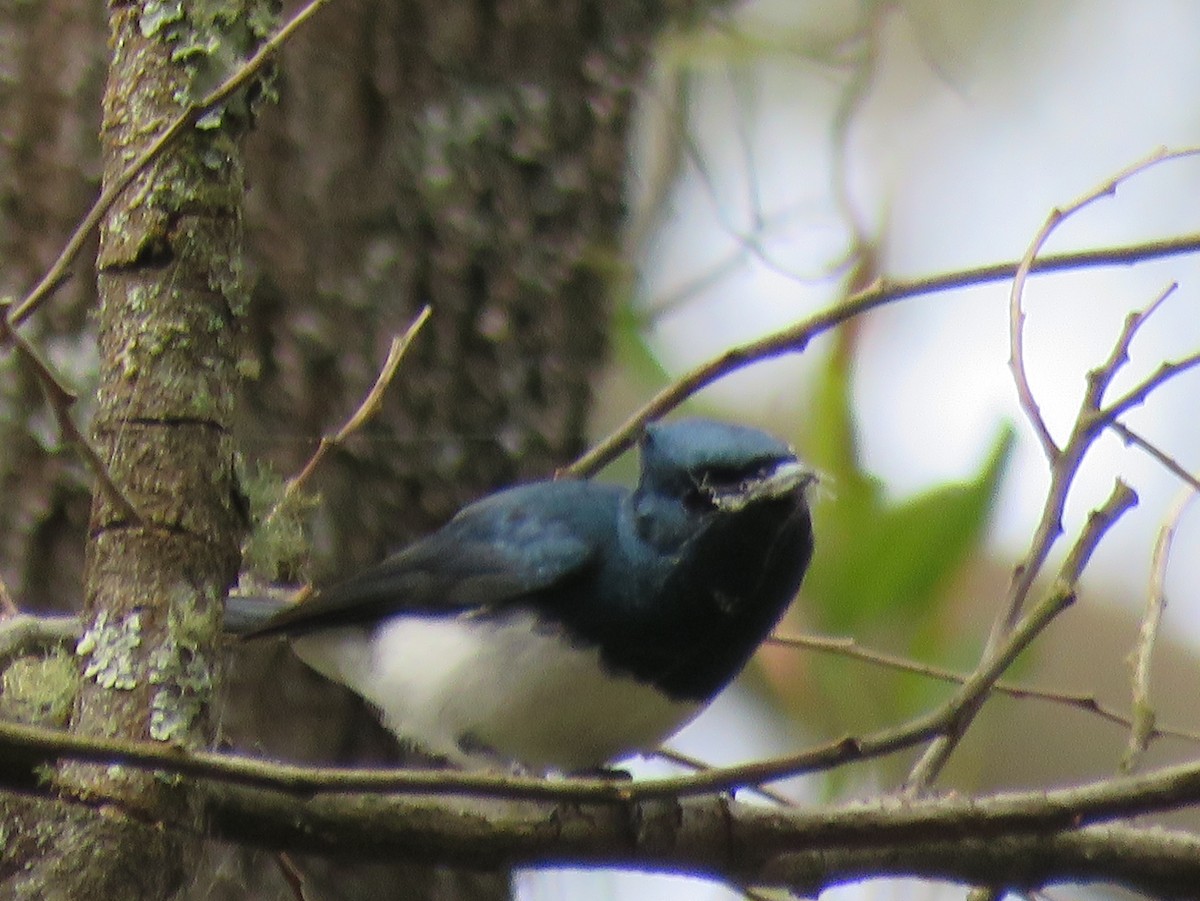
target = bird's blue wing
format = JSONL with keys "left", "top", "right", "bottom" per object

{"left": 243, "top": 482, "right": 608, "bottom": 637}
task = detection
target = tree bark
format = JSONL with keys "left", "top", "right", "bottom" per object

{"left": 0, "top": 2, "right": 258, "bottom": 898}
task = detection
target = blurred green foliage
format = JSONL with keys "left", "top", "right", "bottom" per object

{"left": 773, "top": 344, "right": 1014, "bottom": 733}
{"left": 802, "top": 347, "right": 1014, "bottom": 635}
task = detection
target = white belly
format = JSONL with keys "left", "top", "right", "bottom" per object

{"left": 291, "top": 611, "right": 700, "bottom": 772}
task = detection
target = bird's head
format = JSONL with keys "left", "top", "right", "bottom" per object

{"left": 631, "top": 418, "right": 815, "bottom": 549}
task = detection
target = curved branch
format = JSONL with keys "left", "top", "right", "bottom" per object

{"left": 567, "top": 231, "right": 1200, "bottom": 477}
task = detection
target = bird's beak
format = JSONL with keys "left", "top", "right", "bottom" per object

{"left": 711, "top": 459, "right": 817, "bottom": 513}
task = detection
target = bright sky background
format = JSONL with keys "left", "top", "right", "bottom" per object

{"left": 530, "top": 2, "right": 1200, "bottom": 899}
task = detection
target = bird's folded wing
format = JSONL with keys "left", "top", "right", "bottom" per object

{"left": 242, "top": 506, "right": 597, "bottom": 638}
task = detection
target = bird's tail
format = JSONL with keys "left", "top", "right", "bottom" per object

{"left": 223, "top": 592, "right": 294, "bottom": 636}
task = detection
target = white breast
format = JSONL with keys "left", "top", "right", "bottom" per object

{"left": 290, "top": 611, "right": 700, "bottom": 772}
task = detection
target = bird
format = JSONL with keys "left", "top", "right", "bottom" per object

{"left": 239, "top": 418, "right": 816, "bottom": 773}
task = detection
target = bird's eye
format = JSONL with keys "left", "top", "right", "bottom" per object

{"left": 683, "top": 483, "right": 717, "bottom": 513}
{"left": 684, "top": 459, "right": 786, "bottom": 514}
{"left": 695, "top": 463, "right": 768, "bottom": 494}
{"left": 684, "top": 464, "right": 757, "bottom": 513}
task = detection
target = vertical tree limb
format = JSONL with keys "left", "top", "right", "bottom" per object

{"left": 0, "top": 3, "right": 264, "bottom": 896}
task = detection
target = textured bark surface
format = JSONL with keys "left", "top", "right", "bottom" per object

{"left": 0, "top": 1, "right": 254, "bottom": 898}
{"left": 0, "top": 0, "right": 709, "bottom": 898}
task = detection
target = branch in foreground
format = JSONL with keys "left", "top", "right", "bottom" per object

{"left": 165, "top": 775, "right": 1200, "bottom": 897}
{"left": 5, "top": 689, "right": 1200, "bottom": 894}
{"left": 904, "top": 481, "right": 1138, "bottom": 793}
{"left": 9, "top": 746, "right": 1200, "bottom": 895}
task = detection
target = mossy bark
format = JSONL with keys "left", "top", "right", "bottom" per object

{"left": 0, "top": 2, "right": 256, "bottom": 898}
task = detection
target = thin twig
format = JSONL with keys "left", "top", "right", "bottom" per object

{"left": 1086, "top": 282, "right": 1178, "bottom": 410}
{"left": 992, "top": 282, "right": 1180, "bottom": 655}
{"left": 766, "top": 631, "right": 1200, "bottom": 745}
{"left": 653, "top": 747, "right": 795, "bottom": 806}
{"left": 565, "top": 230, "right": 1200, "bottom": 478}
{"left": 0, "top": 305, "right": 141, "bottom": 522}
{"left": 1059, "top": 482, "right": 1140, "bottom": 584}
{"left": 903, "top": 481, "right": 1139, "bottom": 794}
{"left": 1125, "top": 489, "right": 1197, "bottom": 772}
{"left": 1111, "top": 420, "right": 1200, "bottom": 491}
{"left": 7, "top": 0, "right": 337, "bottom": 329}
{"left": 256, "top": 306, "right": 431, "bottom": 540}
{"left": 1101, "top": 349, "right": 1200, "bottom": 423}
{"left": 285, "top": 307, "right": 430, "bottom": 497}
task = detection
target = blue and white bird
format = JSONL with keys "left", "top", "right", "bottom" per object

{"left": 240, "top": 418, "right": 816, "bottom": 772}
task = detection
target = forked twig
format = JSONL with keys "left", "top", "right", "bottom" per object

{"left": 1007, "top": 147, "right": 1200, "bottom": 462}
{"left": 904, "top": 481, "right": 1139, "bottom": 794}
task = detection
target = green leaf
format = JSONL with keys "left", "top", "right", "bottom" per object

{"left": 611, "top": 299, "right": 673, "bottom": 388}
{"left": 806, "top": 424, "right": 1014, "bottom": 632}
{"left": 798, "top": 347, "right": 1014, "bottom": 633}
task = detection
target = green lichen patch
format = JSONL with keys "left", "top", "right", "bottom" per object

{"left": 76, "top": 610, "right": 143, "bottom": 691}
{"left": 147, "top": 637, "right": 211, "bottom": 743}
{"left": 147, "top": 585, "right": 221, "bottom": 743}
{"left": 0, "top": 651, "right": 78, "bottom": 727}
{"left": 138, "top": 0, "right": 279, "bottom": 126}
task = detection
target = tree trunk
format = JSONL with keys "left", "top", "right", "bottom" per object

{"left": 0, "top": 2, "right": 256, "bottom": 898}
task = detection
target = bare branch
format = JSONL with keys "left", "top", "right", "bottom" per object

{"left": 653, "top": 747, "right": 795, "bottom": 807}
{"left": 566, "top": 230, "right": 1200, "bottom": 477}
{"left": 905, "top": 481, "right": 1139, "bottom": 794}
{"left": 1101, "top": 350, "right": 1200, "bottom": 423}
{"left": 1111, "top": 421, "right": 1200, "bottom": 491}
{"left": 268, "top": 305, "right": 431, "bottom": 513}
{"left": 993, "top": 282, "right": 1179, "bottom": 648}
{"left": 1125, "top": 488, "right": 1197, "bottom": 771}
{"left": 1004, "top": 148, "right": 1200, "bottom": 461}
{"left": 1086, "top": 282, "right": 1178, "bottom": 409}
{"left": 1059, "top": 481, "right": 1140, "bottom": 585}
{"left": 9, "top": 735, "right": 1200, "bottom": 896}
{"left": 0, "top": 304, "right": 142, "bottom": 522}
{"left": 767, "top": 631, "right": 1200, "bottom": 746}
